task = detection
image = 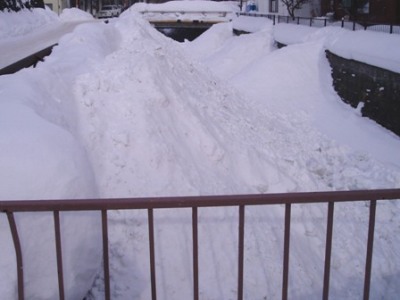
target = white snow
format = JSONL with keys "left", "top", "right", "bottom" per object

{"left": 0, "top": 7, "right": 58, "bottom": 40}
{"left": 232, "top": 14, "right": 272, "bottom": 33}
{"left": 1, "top": 4, "right": 400, "bottom": 300}
{"left": 274, "top": 23, "right": 400, "bottom": 73}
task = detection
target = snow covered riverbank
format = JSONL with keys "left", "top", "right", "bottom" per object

{"left": 1, "top": 3, "right": 400, "bottom": 299}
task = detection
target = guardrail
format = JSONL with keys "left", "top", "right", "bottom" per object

{"left": 1, "top": 189, "right": 400, "bottom": 300}
{"left": 239, "top": 12, "right": 400, "bottom": 34}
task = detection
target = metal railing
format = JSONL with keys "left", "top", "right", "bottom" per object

{"left": 1, "top": 189, "right": 400, "bottom": 300}
{"left": 239, "top": 12, "right": 400, "bottom": 34}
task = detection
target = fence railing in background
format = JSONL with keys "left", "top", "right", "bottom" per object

{"left": 239, "top": 12, "right": 400, "bottom": 35}
{"left": 1, "top": 189, "right": 400, "bottom": 300}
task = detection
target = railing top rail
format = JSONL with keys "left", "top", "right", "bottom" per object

{"left": 1, "top": 189, "right": 399, "bottom": 213}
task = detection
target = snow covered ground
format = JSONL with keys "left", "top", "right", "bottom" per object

{"left": 1, "top": 2, "right": 400, "bottom": 299}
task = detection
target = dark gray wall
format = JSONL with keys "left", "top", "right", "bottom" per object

{"left": 326, "top": 50, "right": 400, "bottom": 137}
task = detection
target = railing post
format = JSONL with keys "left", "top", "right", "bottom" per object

{"left": 101, "top": 210, "right": 111, "bottom": 300}
{"left": 192, "top": 207, "right": 199, "bottom": 300}
{"left": 322, "top": 202, "right": 335, "bottom": 300}
{"left": 6, "top": 211, "right": 24, "bottom": 300}
{"left": 54, "top": 211, "right": 65, "bottom": 300}
{"left": 363, "top": 200, "right": 377, "bottom": 300}
{"left": 238, "top": 205, "right": 245, "bottom": 300}
{"left": 148, "top": 208, "right": 157, "bottom": 300}
{"left": 390, "top": 24, "right": 393, "bottom": 34}
{"left": 324, "top": 18, "right": 327, "bottom": 27}
{"left": 282, "top": 203, "right": 291, "bottom": 300}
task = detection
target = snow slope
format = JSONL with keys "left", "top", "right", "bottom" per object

{"left": 1, "top": 5, "right": 400, "bottom": 300}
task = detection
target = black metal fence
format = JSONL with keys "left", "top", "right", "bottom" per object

{"left": 239, "top": 12, "right": 400, "bottom": 34}
{"left": 1, "top": 189, "right": 400, "bottom": 300}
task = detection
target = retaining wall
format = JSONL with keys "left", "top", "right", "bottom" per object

{"left": 326, "top": 51, "right": 400, "bottom": 137}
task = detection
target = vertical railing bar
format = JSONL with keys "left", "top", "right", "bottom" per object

{"left": 192, "top": 207, "right": 199, "bottom": 300}
{"left": 282, "top": 203, "right": 291, "bottom": 300}
{"left": 101, "top": 210, "right": 111, "bottom": 300}
{"left": 237, "top": 205, "right": 245, "bottom": 300}
{"left": 148, "top": 208, "right": 157, "bottom": 300}
{"left": 322, "top": 202, "right": 335, "bottom": 300}
{"left": 53, "top": 210, "right": 65, "bottom": 300}
{"left": 6, "top": 211, "right": 24, "bottom": 300}
{"left": 363, "top": 200, "right": 377, "bottom": 300}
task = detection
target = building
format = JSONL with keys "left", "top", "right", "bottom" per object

{"left": 333, "top": 0, "right": 400, "bottom": 23}
{"left": 253, "top": 0, "right": 325, "bottom": 18}
{"left": 44, "top": 0, "right": 69, "bottom": 14}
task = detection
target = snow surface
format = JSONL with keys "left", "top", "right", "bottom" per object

{"left": 0, "top": 8, "right": 97, "bottom": 69}
{"left": 1, "top": 4, "right": 400, "bottom": 300}
{"left": 274, "top": 23, "right": 400, "bottom": 73}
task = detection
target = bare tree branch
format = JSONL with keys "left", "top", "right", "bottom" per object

{"left": 281, "top": 0, "right": 311, "bottom": 19}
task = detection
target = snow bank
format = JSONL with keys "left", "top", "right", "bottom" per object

{"left": 273, "top": 23, "right": 400, "bottom": 73}
{"left": 0, "top": 8, "right": 58, "bottom": 40}
{"left": 326, "top": 29, "right": 400, "bottom": 73}
{"left": 232, "top": 15, "right": 273, "bottom": 33}
{"left": 0, "top": 19, "right": 120, "bottom": 300}
{"left": 273, "top": 23, "right": 318, "bottom": 45}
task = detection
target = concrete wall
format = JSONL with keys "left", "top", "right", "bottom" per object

{"left": 326, "top": 50, "right": 400, "bottom": 137}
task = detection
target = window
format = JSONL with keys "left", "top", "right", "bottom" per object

{"left": 269, "top": 0, "right": 278, "bottom": 13}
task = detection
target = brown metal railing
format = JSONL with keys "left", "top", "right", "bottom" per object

{"left": 1, "top": 189, "right": 400, "bottom": 300}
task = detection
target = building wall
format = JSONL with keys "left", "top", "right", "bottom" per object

{"left": 255, "top": 0, "right": 322, "bottom": 18}
{"left": 326, "top": 50, "right": 400, "bottom": 137}
{"left": 45, "top": 0, "right": 69, "bottom": 14}
{"left": 333, "top": 0, "right": 399, "bottom": 23}
{"left": 369, "top": 0, "right": 399, "bottom": 23}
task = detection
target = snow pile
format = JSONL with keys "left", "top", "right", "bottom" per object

{"left": 74, "top": 13, "right": 301, "bottom": 198}
{"left": 274, "top": 23, "right": 400, "bottom": 73}
{"left": 184, "top": 21, "right": 274, "bottom": 79}
{"left": 0, "top": 7, "right": 58, "bottom": 40}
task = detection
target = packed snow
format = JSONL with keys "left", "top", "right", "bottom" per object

{"left": 1, "top": 3, "right": 400, "bottom": 300}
